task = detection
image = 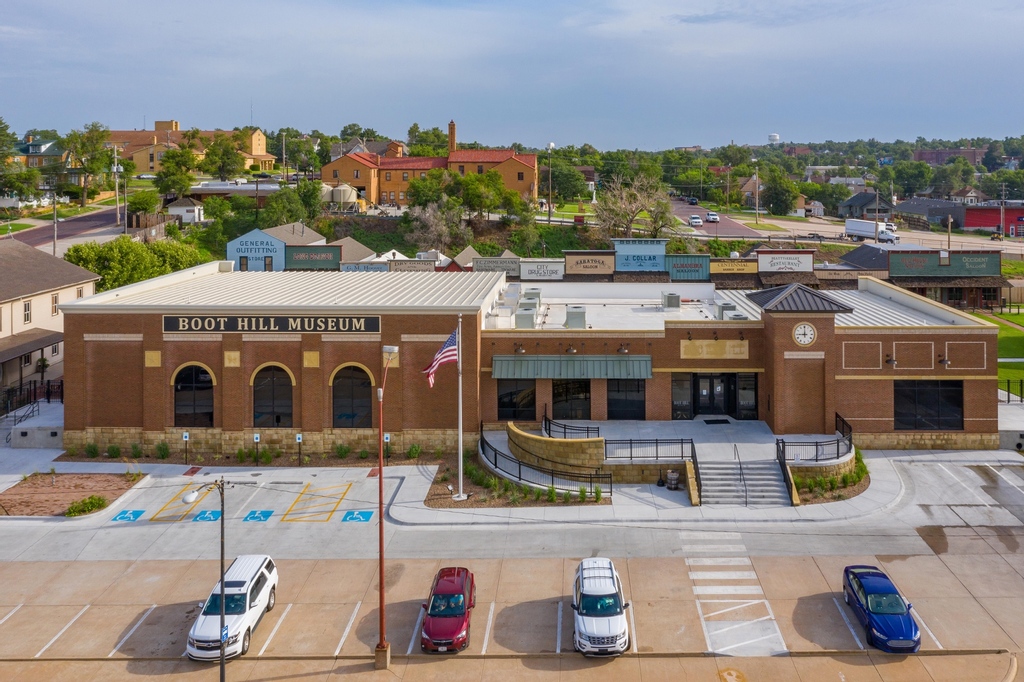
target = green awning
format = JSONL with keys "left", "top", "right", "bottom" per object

{"left": 492, "top": 355, "right": 652, "bottom": 379}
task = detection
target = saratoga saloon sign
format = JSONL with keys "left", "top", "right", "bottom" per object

{"left": 164, "top": 315, "right": 382, "bottom": 333}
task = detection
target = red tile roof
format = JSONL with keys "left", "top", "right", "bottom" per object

{"left": 346, "top": 152, "right": 380, "bottom": 167}
{"left": 448, "top": 149, "right": 516, "bottom": 163}
{"left": 379, "top": 156, "right": 448, "bottom": 170}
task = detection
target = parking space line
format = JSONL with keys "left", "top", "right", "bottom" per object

{"left": 937, "top": 463, "right": 990, "bottom": 507}
{"left": 832, "top": 596, "right": 864, "bottom": 650}
{"left": 0, "top": 604, "right": 22, "bottom": 626}
{"left": 911, "top": 607, "right": 943, "bottom": 649}
{"left": 407, "top": 606, "right": 425, "bottom": 655}
{"left": 108, "top": 604, "right": 157, "bottom": 657}
{"left": 711, "top": 615, "right": 774, "bottom": 635}
{"left": 257, "top": 603, "right": 292, "bottom": 656}
{"left": 236, "top": 482, "right": 264, "bottom": 518}
{"left": 281, "top": 483, "right": 352, "bottom": 522}
{"left": 679, "top": 531, "right": 742, "bottom": 540}
{"left": 628, "top": 600, "right": 638, "bottom": 653}
{"left": 987, "top": 465, "right": 1024, "bottom": 498}
{"left": 35, "top": 605, "right": 90, "bottom": 658}
{"left": 687, "top": 558, "right": 751, "bottom": 566}
{"left": 555, "top": 601, "right": 563, "bottom": 654}
{"left": 694, "top": 599, "right": 713, "bottom": 651}
{"left": 480, "top": 602, "right": 495, "bottom": 655}
{"left": 715, "top": 632, "right": 778, "bottom": 653}
{"left": 150, "top": 483, "right": 211, "bottom": 522}
{"left": 689, "top": 571, "right": 758, "bottom": 580}
{"left": 762, "top": 599, "right": 785, "bottom": 650}
{"left": 334, "top": 601, "right": 361, "bottom": 656}
{"left": 703, "top": 600, "right": 762, "bottom": 619}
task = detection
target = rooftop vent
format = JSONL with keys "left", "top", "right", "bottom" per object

{"left": 715, "top": 301, "right": 736, "bottom": 320}
{"left": 565, "top": 305, "right": 586, "bottom": 329}
{"left": 515, "top": 306, "right": 537, "bottom": 329}
{"left": 661, "top": 292, "right": 680, "bottom": 309}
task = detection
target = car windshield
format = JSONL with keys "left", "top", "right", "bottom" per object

{"left": 203, "top": 593, "right": 247, "bottom": 616}
{"left": 427, "top": 593, "right": 465, "bottom": 617}
{"left": 579, "top": 593, "right": 622, "bottom": 616}
{"left": 867, "top": 592, "right": 907, "bottom": 615}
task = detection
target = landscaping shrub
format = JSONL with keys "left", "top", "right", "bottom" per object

{"left": 534, "top": 488, "right": 543, "bottom": 502}
{"left": 501, "top": 479, "right": 514, "bottom": 495}
{"left": 131, "top": 443, "right": 143, "bottom": 459}
{"left": 335, "top": 444, "right": 351, "bottom": 459}
{"left": 547, "top": 486, "right": 557, "bottom": 503}
{"left": 594, "top": 486, "right": 603, "bottom": 503}
{"left": 485, "top": 476, "right": 499, "bottom": 491}
{"left": 562, "top": 490, "right": 572, "bottom": 504}
{"left": 407, "top": 443, "right": 422, "bottom": 459}
{"left": 85, "top": 443, "right": 99, "bottom": 458}
{"left": 359, "top": 449, "right": 370, "bottom": 460}
{"left": 260, "top": 450, "right": 273, "bottom": 466}
{"left": 578, "top": 486, "right": 587, "bottom": 503}
{"left": 66, "top": 495, "right": 108, "bottom": 517}
{"left": 106, "top": 444, "right": 121, "bottom": 458}
{"left": 434, "top": 446, "right": 444, "bottom": 459}
{"left": 155, "top": 442, "right": 170, "bottom": 459}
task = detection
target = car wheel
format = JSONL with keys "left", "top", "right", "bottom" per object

{"left": 843, "top": 588, "right": 849, "bottom": 605}
{"left": 241, "top": 628, "right": 251, "bottom": 655}
{"left": 267, "top": 587, "right": 276, "bottom": 612}
{"left": 864, "top": 625, "right": 872, "bottom": 648}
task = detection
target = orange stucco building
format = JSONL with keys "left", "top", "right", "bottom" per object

{"left": 320, "top": 121, "right": 538, "bottom": 205}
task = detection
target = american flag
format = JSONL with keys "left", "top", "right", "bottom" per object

{"left": 422, "top": 329, "right": 458, "bottom": 387}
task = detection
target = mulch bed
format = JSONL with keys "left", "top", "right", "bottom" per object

{"left": 796, "top": 474, "right": 871, "bottom": 505}
{"left": 0, "top": 473, "right": 139, "bottom": 517}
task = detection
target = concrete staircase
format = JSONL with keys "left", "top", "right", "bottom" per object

{"left": 698, "top": 458, "right": 792, "bottom": 507}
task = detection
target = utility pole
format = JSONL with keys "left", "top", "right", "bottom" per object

{"left": 113, "top": 144, "right": 121, "bottom": 228}
{"left": 754, "top": 163, "right": 760, "bottom": 225}
{"left": 726, "top": 167, "right": 731, "bottom": 215}
{"left": 281, "top": 132, "right": 287, "bottom": 179}
{"left": 874, "top": 188, "right": 880, "bottom": 242}
{"left": 1001, "top": 183, "right": 1007, "bottom": 238}
{"left": 947, "top": 214, "right": 952, "bottom": 250}
{"left": 52, "top": 192, "right": 57, "bottom": 256}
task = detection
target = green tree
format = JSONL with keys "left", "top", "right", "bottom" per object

{"left": 593, "top": 173, "right": 663, "bottom": 237}
{"left": 24, "top": 128, "right": 59, "bottom": 141}
{"left": 126, "top": 190, "right": 160, "bottom": 214}
{"left": 296, "top": 179, "right": 323, "bottom": 222}
{"left": 931, "top": 156, "right": 975, "bottom": 197}
{"left": 62, "top": 122, "right": 111, "bottom": 206}
{"left": 406, "top": 168, "right": 451, "bottom": 207}
{"left": 200, "top": 132, "right": 246, "bottom": 181}
{"left": 643, "top": 199, "right": 676, "bottom": 238}
{"left": 148, "top": 240, "right": 209, "bottom": 271}
{"left": 202, "top": 195, "right": 233, "bottom": 221}
{"left": 542, "top": 160, "right": 588, "bottom": 203}
{"left": 0, "top": 117, "right": 17, "bottom": 167}
{"left": 760, "top": 169, "right": 799, "bottom": 216}
{"left": 259, "top": 187, "right": 306, "bottom": 228}
{"left": 155, "top": 146, "right": 200, "bottom": 198}
{"left": 892, "top": 161, "right": 933, "bottom": 197}
{"left": 65, "top": 236, "right": 166, "bottom": 291}
{"left": 982, "top": 142, "right": 1004, "bottom": 173}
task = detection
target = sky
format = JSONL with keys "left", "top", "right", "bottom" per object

{"left": 2, "top": 0, "right": 1022, "bottom": 152}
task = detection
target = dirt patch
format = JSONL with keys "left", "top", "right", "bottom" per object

{"left": 0, "top": 473, "right": 141, "bottom": 517}
{"left": 796, "top": 474, "right": 870, "bottom": 505}
{"left": 423, "top": 451, "right": 610, "bottom": 509}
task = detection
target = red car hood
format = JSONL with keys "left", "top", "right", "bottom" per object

{"left": 423, "top": 614, "right": 467, "bottom": 639}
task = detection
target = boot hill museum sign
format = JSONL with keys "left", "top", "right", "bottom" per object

{"left": 163, "top": 315, "right": 382, "bottom": 333}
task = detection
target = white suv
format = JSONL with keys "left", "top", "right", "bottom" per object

{"left": 572, "top": 557, "right": 630, "bottom": 656}
{"left": 187, "top": 555, "right": 279, "bottom": 660}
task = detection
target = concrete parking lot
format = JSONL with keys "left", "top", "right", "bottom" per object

{"left": 0, "top": 554, "right": 1017, "bottom": 678}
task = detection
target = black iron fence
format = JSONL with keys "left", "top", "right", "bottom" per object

{"left": 1000, "top": 380, "right": 1024, "bottom": 403}
{"left": 604, "top": 438, "right": 694, "bottom": 462}
{"left": 775, "top": 413, "right": 853, "bottom": 462}
{"left": 542, "top": 411, "right": 601, "bottom": 439}
{"left": 479, "top": 430, "right": 612, "bottom": 496}
{"left": 1, "top": 380, "right": 63, "bottom": 417}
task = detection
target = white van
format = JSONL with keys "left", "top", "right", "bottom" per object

{"left": 572, "top": 557, "right": 630, "bottom": 656}
{"left": 186, "top": 555, "right": 279, "bottom": 660}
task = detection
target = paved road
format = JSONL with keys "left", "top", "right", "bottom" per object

{"left": 669, "top": 199, "right": 763, "bottom": 239}
{"left": 13, "top": 206, "right": 120, "bottom": 250}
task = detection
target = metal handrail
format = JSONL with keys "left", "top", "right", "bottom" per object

{"left": 604, "top": 438, "right": 691, "bottom": 461}
{"left": 776, "top": 438, "right": 796, "bottom": 506}
{"left": 777, "top": 413, "right": 853, "bottom": 462}
{"left": 542, "top": 408, "right": 601, "bottom": 439}
{"left": 735, "top": 444, "right": 748, "bottom": 506}
{"left": 689, "top": 441, "right": 701, "bottom": 502}
{"left": 479, "top": 429, "right": 613, "bottom": 496}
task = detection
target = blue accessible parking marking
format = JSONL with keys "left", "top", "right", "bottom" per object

{"left": 342, "top": 510, "right": 373, "bottom": 523}
{"left": 193, "top": 510, "right": 222, "bottom": 522}
{"left": 244, "top": 510, "right": 273, "bottom": 522}
{"left": 111, "top": 510, "right": 144, "bottom": 522}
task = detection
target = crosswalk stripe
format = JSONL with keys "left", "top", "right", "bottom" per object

{"left": 693, "top": 585, "right": 764, "bottom": 595}
{"left": 687, "top": 558, "right": 751, "bottom": 566}
{"left": 689, "top": 571, "right": 758, "bottom": 580}
{"left": 681, "top": 544, "right": 746, "bottom": 553}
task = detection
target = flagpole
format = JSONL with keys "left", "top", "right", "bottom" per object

{"left": 453, "top": 314, "right": 467, "bottom": 501}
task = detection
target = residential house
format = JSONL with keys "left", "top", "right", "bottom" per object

{"left": 109, "top": 120, "right": 277, "bottom": 175}
{"left": 838, "top": 191, "right": 894, "bottom": 220}
{"left": 0, "top": 239, "right": 99, "bottom": 389}
{"left": 949, "top": 186, "right": 990, "bottom": 205}
{"left": 320, "top": 121, "right": 538, "bottom": 206}
{"left": 828, "top": 177, "right": 868, "bottom": 195}
{"left": 166, "top": 197, "right": 204, "bottom": 224}
{"left": 329, "top": 139, "right": 408, "bottom": 162}
{"left": 261, "top": 222, "right": 326, "bottom": 246}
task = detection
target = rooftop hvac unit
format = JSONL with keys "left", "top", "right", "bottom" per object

{"left": 523, "top": 287, "right": 542, "bottom": 305}
{"left": 661, "top": 292, "right": 680, "bottom": 309}
{"left": 565, "top": 305, "right": 586, "bottom": 329}
{"left": 715, "top": 301, "right": 736, "bottom": 320}
{"left": 515, "top": 306, "right": 537, "bottom": 329}
{"left": 725, "top": 311, "right": 749, "bottom": 321}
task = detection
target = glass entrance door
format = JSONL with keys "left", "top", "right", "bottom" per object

{"left": 695, "top": 374, "right": 731, "bottom": 415}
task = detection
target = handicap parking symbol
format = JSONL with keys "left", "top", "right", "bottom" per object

{"left": 342, "top": 510, "right": 373, "bottom": 523}
{"left": 244, "top": 510, "right": 273, "bottom": 522}
{"left": 193, "top": 510, "right": 222, "bottom": 522}
{"left": 111, "top": 510, "right": 144, "bottom": 522}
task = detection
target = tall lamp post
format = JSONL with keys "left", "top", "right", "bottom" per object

{"left": 752, "top": 159, "right": 760, "bottom": 225}
{"left": 183, "top": 478, "right": 227, "bottom": 682}
{"left": 547, "top": 142, "right": 555, "bottom": 223}
{"left": 375, "top": 344, "right": 399, "bottom": 670}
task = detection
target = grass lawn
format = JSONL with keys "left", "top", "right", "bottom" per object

{"left": 744, "top": 221, "right": 787, "bottom": 232}
{"left": 1003, "top": 260, "right": 1024, "bottom": 278}
{"left": 995, "top": 312, "right": 1024, "bottom": 327}
{"left": 2, "top": 222, "right": 34, "bottom": 234}
{"left": 972, "top": 313, "right": 1024, "bottom": 357}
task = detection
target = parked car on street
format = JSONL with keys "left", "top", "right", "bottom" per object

{"left": 842, "top": 565, "right": 920, "bottom": 654}
{"left": 572, "top": 558, "right": 630, "bottom": 656}
{"left": 186, "top": 555, "right": 278, "bottom": 661}
{"left": 705, "top": 211, "right": 720, "bottom": 223}
{"left": 687, "top": 197, "right": 699, "bottom": 205}
{"left": 689, "top": 215, "right": 703, "bottom": 227}
{"left": 421, "top": 566, "right": 476, "bottom": 653}
{"left": 136, "top": 174, "right": 157, "bottom": 180}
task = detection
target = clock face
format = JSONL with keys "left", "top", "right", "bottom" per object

{"left": 794, "top": 323, "right": 816, "bottom": 346}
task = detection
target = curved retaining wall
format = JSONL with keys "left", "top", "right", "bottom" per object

{"left": 506, "top": 422, "right": 604, "bottom": 470}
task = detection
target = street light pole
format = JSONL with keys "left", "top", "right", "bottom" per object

{"left": 547, "top": 142, "right": 554, "bottom": 224}
{"left": 754, "top": 162, "right": 760, "bottom": 225}
{"left": 375, "top": 344, "right": 399, "bottom": 670}
{"left": 52, "top": 192, "right": 58, "bottom": 257}
{"left": 183, "top": 478, "right": 226, "bottom": 682}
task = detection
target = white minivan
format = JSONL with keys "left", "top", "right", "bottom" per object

{"left": 186, "top": 555, "right": 279, "bottom": 660}
{"left": 572, "top": 557, "right": 630, "bottom": 656}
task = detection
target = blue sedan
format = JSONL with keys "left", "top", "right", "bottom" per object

{"left": 842, "top": 565, "right": 920, "bottom": 653}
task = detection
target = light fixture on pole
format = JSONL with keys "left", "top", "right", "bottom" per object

{"left": 547, "top": 142, "right": 555, "bottom": 224}
{"left": 375, "top": 344, "right": 399, "bottom": 670}
{"left": 752, "top": 159, "right": 760, "bottom": 225}
{"left": 182, "top": 478, "right": 227, "bottom": 682}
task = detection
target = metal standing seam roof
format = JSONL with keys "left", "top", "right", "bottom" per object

{"left": 746, "top": 284, "right": 854, "bottom": 313}
{"left": 66, "top": 269, "right": 507, "bottom": 313}
{"left": 492, "top": 355, "right": 652, "bottom": 379}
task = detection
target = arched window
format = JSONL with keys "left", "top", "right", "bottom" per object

{"left": 174, "top": 365, "right": 214, "bottom": 427}
{"left": 253, "top": 366, "right": 292, "bottom": 428}
{"left": 333, "top": 366, "right": 372, "bottom": 428}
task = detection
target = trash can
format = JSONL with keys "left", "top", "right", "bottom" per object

{"left": 666, "top": 470, "right": 680, "bottom": 491}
